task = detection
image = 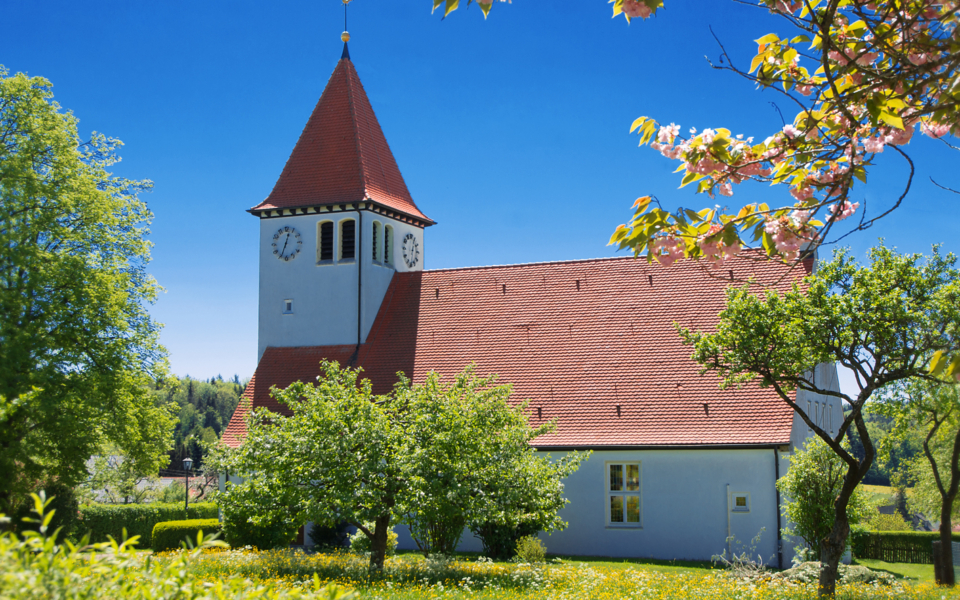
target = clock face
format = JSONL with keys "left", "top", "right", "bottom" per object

{"left": 402, "top": 233, "right": 420, "bottom": 268}
{"left": 271, "top": 226, "right": 302, "bottom": 261}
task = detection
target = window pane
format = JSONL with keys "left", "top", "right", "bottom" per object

{"left": 610, "top": 495, "right": 624, "bottom": 522}
{"left": 609, "top": 464, "right": 623, "bottom": 491}
{"left": 341, "top": 220, "right": 356, "bottom": 259}
{"left": 319, "top": 222, "right": 333, "bottom": 261}
{"left": 626, "top": 496, "right": 640, "bottom": 523}
{"left": 736, "top": 496, "right": 747, "bottom": 507}
{"left": 626, "top": 464, "right": 639, "bottom": 491}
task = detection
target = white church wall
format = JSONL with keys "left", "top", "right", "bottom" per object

{"left": 394, "top": 448, "right": 784, "bottom": 564}
{"left": 257, "top": 209, "right": 425, "bottom": 360}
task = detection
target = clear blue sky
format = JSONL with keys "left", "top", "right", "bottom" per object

{"left": 5, "top": 1, "right": 958, "bottom": 382}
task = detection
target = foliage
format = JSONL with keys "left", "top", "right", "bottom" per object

{"left": 779, "top": 438, "right": 869, "bottom": 554}
{"left": 396, "top": 367, "right": 587, "bottom": 558}
{"left": 158, "top": 545, "right": 947, "bottom": 599}
{"left": 76, "top": 501, "right": 217, "bottom": 547}
{"left": 208, "top": 362, "right": 586, "bottom": 569}
{"left": 846, "top": 411, "right": 922, "bottom": 486}
{"left": 514, "top": 535, "right": 546, "bottom": 564}
{"left": 153, "top": 374, "right": 245, "bottom": 468}
{"left": 219, "top": 492, "right": 300, "bottom": 550}
{"left": 471, "top": 520, "right": 541, "bottom": 561}
{"left": 348, "top": 524, "right": 397, "bottom": 556}
{"left": 776, "top": 562, "right": 897, "bottom": 586}
{"left": 876, "top": 377, "right": 960, "bottom": 583}
{"left": 0, "top": 66, "right": 175, "bottom": 515}
{"left": 0, "top": 494, "right": 354, "bottom": 600}
{"left": 77, "top": 449, "right": 162, "bottom": 504}
{"left": 10, "top": 481, "right": 79, "bottom": 540}
{"left": 863, "top": 511, "right": 912, "bottom": 532}
{"left": 680, "top": 244, "right": 960, "bottom": 594}
{"left": 152, "top": 518, "right": 222, "bottom": 552}
{"left": 309, "top": 522, "right": 351, "bottom": 550}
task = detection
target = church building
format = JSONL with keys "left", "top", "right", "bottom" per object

{"left": 223, "top": 42, "right": 842, "bottom": 565}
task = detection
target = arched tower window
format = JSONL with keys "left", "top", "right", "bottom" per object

{"left": 384, "top": 224, "right": 394, "bottom": 266}
{"left": 372, "top": 221, "right": 381, "bottom": 262}
{"left": 340, "top": 219, "right": 356, "bottom": 260}
{"left": 317, "top": 221, "right": 334, "bottom": 262}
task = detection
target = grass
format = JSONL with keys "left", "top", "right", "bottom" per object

{"left": 161, "top": 547, "right": 960, "bottom": 599}
{"left": 853, "top": 558, "right": 935, "bottom": 583}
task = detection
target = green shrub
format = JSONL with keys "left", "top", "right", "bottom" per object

{"left": 514, "top": 535, "right": 546, "bottom": 563}
{"left": 471, "top": 521, "right": 541, "bottom": 560}
{"left": 152, "top": 518, "right": 222, "bottom": 552}
{"left": 77, "top": 502, "right": 217, "bottom": 547}
{"left": 12, "top": 482, "right": 79, "bottom": 540}
{"left": 864, "top": 511, "right": 912, "bottom": 531}
{"left": 308, "top": 521, "right": 350, "bottom": 550}
{"left": 219, "top": 499, "right": 300, "bottom": 550}
{"left": 850, "top": 529, "right": 960, "bottom": 563}
{"left": 348, "top": 524, "right": 398, "bottom": 555}
{"left": 1, "top": 493, "right": 354, "bottom": 600}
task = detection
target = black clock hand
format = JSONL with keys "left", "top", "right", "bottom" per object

{"left": 280, "top": 233, "right": 289, "bottom": 256}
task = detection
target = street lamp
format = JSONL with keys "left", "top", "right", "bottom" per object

{"left": 182, "top": 457, "right": 194, "bottom": 513}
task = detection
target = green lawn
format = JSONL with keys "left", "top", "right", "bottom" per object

{"left": 853, "top": 558, "right": 936, "bottom": 583}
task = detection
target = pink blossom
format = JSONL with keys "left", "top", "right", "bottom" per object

{"left": 828, "top": 200, "right": 860, "bottom": 221}
{"left": 790, "top": 186, "right": 814, "bottom": 201}
{"left": 863, "top": 136, "right": 885, "bottom": 153}
{"left": 718, "top": 181, "right": 733, "bottom": 197}
{"left": 783, "top": 124, "right": 802, "bottom": 139}
{"left": 796, "top": 84, "right": 814, "bottom": 96}
{"left": 622, "top": 0, "right": 652, "bottom": 18}
{"left": 921, "top": 120, "right": 951, "bottom": 139}
{"left": 701, "top": 128, "right": 717, "bottom": 144}
{"left": 908, "top": 53, "right": 929, "bottom": 65}
{"left": 657, "top": 123, "right": 680, "bottom": 144}
{"left": 884, "top": 125, "right": 914, "bottom": 146}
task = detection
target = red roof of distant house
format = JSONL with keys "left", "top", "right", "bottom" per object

{"left": 223, "top": 254, "right": 811, "bottom": 449}
{"left": 250, "top": 49, "right": 432, "bottom": 225}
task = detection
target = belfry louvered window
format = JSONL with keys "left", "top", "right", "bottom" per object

{"left": 340, "top": 219, "right": 355, "bottom": 260}
{"left": 384, "top": 225, "right": 393, "bottom": 265}
{"left": 318, "top": 221, "right": 334, "bottom": 262}
{"left": 372, "top": 221, "right": 381, "bottom": 262}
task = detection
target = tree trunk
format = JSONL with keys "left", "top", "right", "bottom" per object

{"left": 368, "top": 514, "right": 391, "bottom": 570}
{"left": 938, "top": 501, "right": 956, "bottom": 586}
{"left": 818, "top": 509, "right": 849, "bottom": 598}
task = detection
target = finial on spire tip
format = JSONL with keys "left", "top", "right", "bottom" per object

{"left": 341, "top": 31, "right": 350, "bottom": 43}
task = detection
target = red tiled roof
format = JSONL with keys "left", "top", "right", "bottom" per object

{"left": 251, "top": 50, "right": 432, "bottom": 224}
{"left": 224, "top": 253, "right": 811, "bottom": 449}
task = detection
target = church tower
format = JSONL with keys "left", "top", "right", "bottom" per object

{"left": 250, "top": 43, "right": 434, "bottom": 361}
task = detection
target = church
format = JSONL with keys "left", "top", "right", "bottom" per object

{"left": 222, "top": 41, "right": 842, "bottom": 566}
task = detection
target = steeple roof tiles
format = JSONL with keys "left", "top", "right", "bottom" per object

{"left": 225, "top": 253, "right": 812, "bottom": 449}
{"left": 251, "top": 54, "right": 432, "bottom": 224}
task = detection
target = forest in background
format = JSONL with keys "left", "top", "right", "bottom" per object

{"left": 153, "top": 375, "right": 246, "bottom": 470}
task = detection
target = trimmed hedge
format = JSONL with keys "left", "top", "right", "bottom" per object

{"left": 77, "top": 502, "right": 218, "bottom": 547}
{"left": 152, "top": 518, "right": 222, "bottom": 552}
{"left": 850, "top": 530, "right": 960, "bottom": 564}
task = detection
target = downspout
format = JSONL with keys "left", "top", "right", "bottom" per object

{"left": 357, "top": 208, "right": 363, "bottom": 348}
{"left": 775, "top": 449, "right": 783, "bottom": 570}
{"left": 726, "top": 483, "right": 731, "bottom": 557}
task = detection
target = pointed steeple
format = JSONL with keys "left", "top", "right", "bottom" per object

{"left": 251, "top": 51, "right": 432, "bottom": 225}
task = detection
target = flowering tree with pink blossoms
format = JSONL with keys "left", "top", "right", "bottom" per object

{"left": 437, "top": 0, "right": 960, "bottom": 380}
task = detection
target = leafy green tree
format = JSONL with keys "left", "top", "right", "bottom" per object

{"left": 679, "top": 244, "right": 960, "bottom": 596}
{"left": 153, "top": 375, "right": 244, "bottom": 468}
{"left": 0, "top": 67, "right": 174, "bottom": 515}
{"left": 777, "top": 437, "right": 869, "bottom": 560}
{"left": 208, "top": 362, "right": 584, "bottom": 569}
{"left": 77, "top": 447, "right": 162, "bottom": 504}
{"left": 877, "top": 378, "right": 960, "bottom": 584}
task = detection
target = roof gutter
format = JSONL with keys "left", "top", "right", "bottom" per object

{"left": 532, "top": 443, "right": 791, "bottom": 452}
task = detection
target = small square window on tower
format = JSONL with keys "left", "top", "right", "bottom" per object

{"left": 283, "top": 299, "right": 293, "bottom": 314}
{"left": 732, "top": 492, "right": 750, "bottom": 512}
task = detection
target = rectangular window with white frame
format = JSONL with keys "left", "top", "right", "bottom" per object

{"left": 606, "top": 462, "right": 641, "bottom": 527}
{"left": 732, "top": 492, "right": 750, "bottom": 512}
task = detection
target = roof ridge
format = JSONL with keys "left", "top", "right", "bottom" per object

{"left": 419, "top": 248, "right": 772, "bottom": 274}
{"left": 342, "top": 59, "right": 368, "bottom": 198}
